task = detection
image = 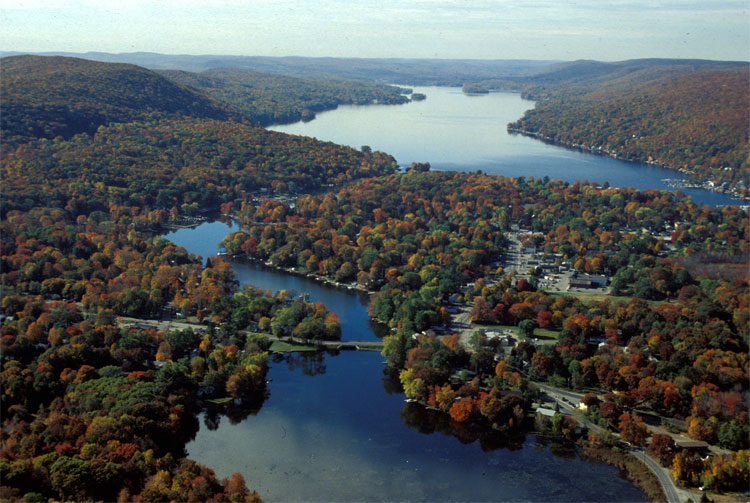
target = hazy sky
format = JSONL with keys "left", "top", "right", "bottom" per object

{"left": 2, "top": 0, "right": 748, "bottom": 61}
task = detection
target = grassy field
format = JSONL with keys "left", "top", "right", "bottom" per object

{"left": 548, "top": 291, "right": 669, "bottom": 306}
{"left": 205, "top": 397, "right": 234, "bottom": 405}
{"left": 269, "top": 340, "right": 318, "bottom": 353}
{"left": 533, "top": 328, "right": 559, "bottom": 340}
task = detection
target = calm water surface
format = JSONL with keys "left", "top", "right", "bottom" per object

{"left": 270, "top": 86, "right": 735, "bottom": 207}
{"left": 169, "top": 222, "right": 647, "bottom": 502}
{"left": 164, "top": 221, "right": 383, "bottom": 342}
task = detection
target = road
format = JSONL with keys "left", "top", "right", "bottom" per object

{"left": 535, "top": 382, "right": 586, "bottom": 406}
{"left": 535, "top": 381, "right": 687, "bottom": 503}
{"left": 629, "top": 449, "right": 687, "bottom": 503}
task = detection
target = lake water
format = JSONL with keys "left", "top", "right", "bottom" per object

{"left": 170, "top": 222, "right": 647, "bottom": 502}
{"left": 164, "top": 221, "right": 384, "bottom": 342}
{"left": 270, "top": 86, "right": 735, "bottom": 207}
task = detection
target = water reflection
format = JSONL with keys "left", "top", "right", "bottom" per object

{"left": 399, "top": 401, "right": 528, "bottom": 452}
{"left": 171, "top": 224, "right": 648, "bottom": 502}
{"left": 201, "top": 389, "right": 268, "bottom": 430}
{"left": 273, "top": 351, "right": 328, "bottom": 376}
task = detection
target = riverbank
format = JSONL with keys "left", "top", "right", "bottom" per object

{"left": 169, "top": 220, "right": 657, "bottom": 502}
{"left": 579, "top": 441, "right": 666, "bottom": 503}
{"left": 506, "top": 127, "right": 746, "bottom": 202}
{"left": 227, "top": 253, "right": 372, "bottom": 295}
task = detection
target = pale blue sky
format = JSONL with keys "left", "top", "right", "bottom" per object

{"left": 2, "top": 0, "right": 748, "bottom": 61}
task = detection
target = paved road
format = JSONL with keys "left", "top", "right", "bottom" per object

{"left": 535, "top": 382, "right": 686, "bottom": 503}
{"left": 535, "top": 382, "right": 585, "bottom": 405}
{"left": 630, "top": 449, "right": 687, "bottom": 503}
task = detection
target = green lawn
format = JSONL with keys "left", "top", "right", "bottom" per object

{"left": 205, "top": 397, "right": 233, "bottom": 405}
{"left": 269, "top": 340, "right": 318, "bottom": 353}
{"left": 533, "top": 328, "right": 559, "bottom": 340}
{"left": 549, "top": 291, "right": 670, "bottom": 306}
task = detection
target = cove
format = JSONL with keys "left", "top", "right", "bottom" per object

{"left": 164, "top": 221, "right": 385, "bottom": 343}
{"left": 170, "top": 221, "right": 647, "bottom": 502}
{"left": 269, "top": 86, "right": 736, "bottom": 207}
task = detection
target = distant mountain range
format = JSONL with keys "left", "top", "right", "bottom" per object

{"left": 3, "top": 51, "right": 747, "bottom": 85}
{"left": 0, "top": 51, "right": 560, "bottom": 85}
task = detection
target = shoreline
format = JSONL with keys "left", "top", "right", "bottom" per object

{"left": 506, "top": 127, "right": 746, "bottom": 202}
{"left": 405, "top": 396, "right": 666, "bottom": 503}
{"left": 223, "top": 250, "right": 373, "bottom": 296}
{"left": 170, "top": 217, "right": 673, "bottom": 503}
{"left": 578, "top": 441, "right": 667, "bottom": 503}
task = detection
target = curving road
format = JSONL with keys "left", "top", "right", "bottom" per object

{"left": 629, "top": 449, "right": 684, "bottom": 503}
{"left": 535, "top": 382, "right": 687, "bottom": 503}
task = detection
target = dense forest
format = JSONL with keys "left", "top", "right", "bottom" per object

{"left": 0, "top": 55, "right": 237, "bottom": 146}
{"left": 0, "top": 55, "right": 393, "bottom": 501}
{"left": 1, "top": 118, "right": 397, "bottom": 217}
{"left": 1, "top": 54, "right": 748, "bottom": 500}
{"left": 225, "top": 171, "right": 749, "bottom": 492}
{"left": 507, "top": 62, "right": 750, "bottom": 195}
{"left": 159, "top": 68, "right": 412, "bottom": 126}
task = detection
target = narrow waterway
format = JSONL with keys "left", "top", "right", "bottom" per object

{"left": 165, "top": 221, "right": 384, "bottom": 342}
{"left": 269, "top": 86, "right": 736, "bottom": 207}
{"left": 168, "top": 221, "right": 648, "bottom": 502}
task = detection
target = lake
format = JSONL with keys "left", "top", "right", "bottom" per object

{"left": 170, "top": 221, "right": 647, "bottom": 502}
{"left": 270, "top": 86, "right": 736, "bottom": 207}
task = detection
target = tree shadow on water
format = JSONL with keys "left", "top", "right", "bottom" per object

{"left": 398, "top": 401, "right": 527, "bottom": 452}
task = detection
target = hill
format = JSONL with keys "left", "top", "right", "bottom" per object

{"left": 1, "top": 51, "right": 558, "bottom": 85}
{"left": 1, "top": 118, "right": 397, "bottom": 218}
{"left": 0, "top": 55, "right": 237, "bottom": 145}
{"left": 517, "top": 58, "right": 748, "bottom": 96}
{"left": 159, "top": 67, "right": 410, "bottom": 126}
{"left": 507, "top": 60, "right": 750, "bottom": 196}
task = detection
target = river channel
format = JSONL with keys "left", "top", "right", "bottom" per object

{"left": 169, "top": 89, "right": 704, "bottom": 500}
{"left": 270, "top": 86, "right": 735, "bottom": 207}
{"left": 169, "top": 221, "right": 647, "bottom": 502}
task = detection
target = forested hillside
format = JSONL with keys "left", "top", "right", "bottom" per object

{"left": 507, "top": 61, "right": 750, "bottom": 195}
{"left": 0, "top": 55, "right": 236, "bottom": 146}
{"left": 1, "top": 53, "right": 748, "bottom": 501}
{"left": 160, "top": 68, "right": 411, "bottom": 125}
{"left": 1, "top": 118, "right": 396, "bottom": 217}
{"left": 0, "top": 55, "right": 395, "bottom": 502}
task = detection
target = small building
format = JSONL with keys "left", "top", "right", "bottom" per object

{"left": 449, "top": 369, "right": 477, "bottom": 385}
{"left": 675, "top": 439, "right": 710, "bottom": 455}
{"left": 569, "top": 278, "right": 596, "bottom": 289}
{"left": 569, "top": 273, "right": 609, "bottom": 289}
{"left": 585, "top": 274, "right": 609, "bottom": 287}
{"left": 536, "top": 407, "right": 557, "bottom": 418}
